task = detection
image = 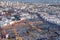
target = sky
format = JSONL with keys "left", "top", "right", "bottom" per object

{"left": 0, "top": 0, "right": 60, "bottom": 4}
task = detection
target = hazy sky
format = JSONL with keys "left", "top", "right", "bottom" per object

{"left": 0, "top": 0, "right": 60, "bottom": 3}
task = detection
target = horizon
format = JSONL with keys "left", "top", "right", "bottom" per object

{"left": 0, "top": 0, "right": 60, "bottom": 4}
